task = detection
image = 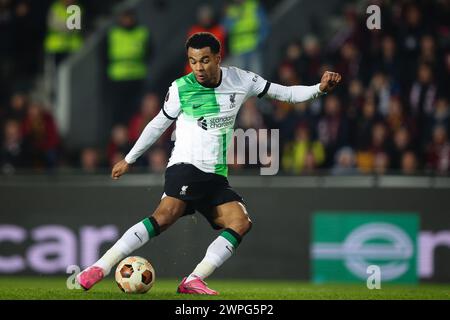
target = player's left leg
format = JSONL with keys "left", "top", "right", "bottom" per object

{"left": 177, "top": 201, "right": 251, "bottom": 295}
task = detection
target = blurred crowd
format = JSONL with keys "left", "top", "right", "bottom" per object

{"left": 267, "top": 0, "right": 450, "bottom": 176}
{"left": 1, "top": 0, "right": 450, "bottom": 176}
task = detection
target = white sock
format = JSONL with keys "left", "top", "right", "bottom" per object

{"left": 186, "top": 230, "right": 239, "bottom": 283}
{"left": 93, "top": 218, "right": 158, "bottom": 275}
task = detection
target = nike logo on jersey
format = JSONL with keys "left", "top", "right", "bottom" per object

{"left": 134, "top": 232, "right": 143, "bottom": 243}
{"left": 192, "top": 104, "right": 204, "bottom": 109}
{"left": 225, "top": 245, "right": 233, "bottom": 254}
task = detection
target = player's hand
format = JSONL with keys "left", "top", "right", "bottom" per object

{"left": 319, "top": 71, "right": 342, "bottom": 93}
{"left": 111, "top": 159, "right": 130, "bottom": 180}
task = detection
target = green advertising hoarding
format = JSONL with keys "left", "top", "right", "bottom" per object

{"left": 311, "top": 212, "right": 419, "bottom": 284}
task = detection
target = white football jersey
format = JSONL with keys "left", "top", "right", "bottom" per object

{"left": 163, "top": 66, "right": 270, "bottom": 177}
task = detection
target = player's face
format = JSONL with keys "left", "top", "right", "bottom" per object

{"left": 188, "top": 47, "right": 221, "bottom": 86}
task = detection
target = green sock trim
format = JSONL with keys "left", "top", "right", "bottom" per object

{"left": 142, "top": 218, "right": 157, "bottom": 238}
{"left": 220, "top": 230, "right": 240, "bottom": 248}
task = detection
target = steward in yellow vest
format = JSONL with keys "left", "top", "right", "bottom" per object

{"left": 107, "top": 10, "right": 150, "bottom": 82}
{"left": 44, "top": 0, "right": 83, "bottom": 56}
{"left": 224, "top": 0, "right": 268, "bottom": 56}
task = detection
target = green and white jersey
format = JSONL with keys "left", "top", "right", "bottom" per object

{"left": 163, "top": 66, "right": 270, "bottom": 177}
{"left": 124, "top": 65, "right": 323, "bottom": 176}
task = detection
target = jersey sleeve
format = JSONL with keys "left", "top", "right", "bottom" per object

{"left": 124, "top": 110, "right": 174, "bottom": 164}
{"left": 266, "top": 83, "right": 325, "bottom": 103}
{"left": 161, "top": 82, "right": 181, "bottom": 120}
{"left": 124, "top": 83, "right": 180, "bottom": 164}
{"left": 241, "top": 69, "right": 272, "bottom": 99}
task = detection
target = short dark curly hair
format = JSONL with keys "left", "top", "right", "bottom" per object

{"left": 185, "top": 32, "right": 221, "bottom": 54}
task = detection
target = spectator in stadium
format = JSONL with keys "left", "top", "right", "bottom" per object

{"left": 409, "top": 62, "right": 439, "bottom": 145}
{"left": 401, "top": 150, "right": 419, "bottom": 175}
{"left": 264, "top": 57, "right": 305, "bottom": 148}
{"left": 398, "top": 3, "right": 425, "bottom": 88}
{"left": 282, "top": 122, "right": 325, "bottom": 175}
{"left": 317, "top": 95, "right": 349, "bottom": 166}
{"left": 80, "top": 147, "right": 100, "bottom": 173}
{"left": 385, "top": 96, "right": 414, "bottom": 135}
{"left": 388, "top": 126, "right": 414, "bottom": 172}
{"left": 424, "top": 97, "right": 449, "bottom": 142}
{"left": 44, "top": 0, "right": 83, "bottom": 65}
{"left": 44, "top": 0, "right": 83, "bottom": 104}
{"left": 107, "top": 124, "right": 131, "bottom": 167}
{"left": 368, "top": 71, "right": 399, "bottom": 117}
{"left": 327, "top": 5, "right": 363, "bottom": 53}
{"left": 293, "top": 100, "right": 317, "bottom": 128}
{"left": 0, "top": 119, "right": 26, "bottom": 173}
{"left": 276, "top": 40, "right": 309, "bottom": 84}
{"left": 106, "top": 9, "right": 152, "bottom": 126}
{"left": 418, "top": 34, "right": 438, "bottom": 68}
{"left": 373, "top": 151, "right": 390, "bottom": 175}
{"left": 335, "top": 41, "right": 361, "bottom": 86}
{"left": 236, "top": 97, "right": 265, "bottom": 130}
{"left": 371, "top": 122, "right": 390, "bottom": 154}
{"left": 185, "top": 4, "right": 226, "bottom": 74}
{"left": 21, "top": 101, "right": 60, "bottom": 169}
{"left": 301, "top": 34, "right": 323, "bottom": 84}
{"left": 266, "top": 98, "right": 298, "bottom": 156}
{"left": 128, "top": 93, "right": 160, "bottom": 143}
{"left": 356, "top": 99, "right": 382, "bottom": 150}
{"left": 425, "top": 125, "right": 450, "bottom": 174}
{"left": 147, "top": 146, "right": 169, "bottom": 174}
{"left": 4, "top": 92, "right": 29, "bottom": 122}
{"left": 372, "top": 34, "right": 401, "bottom": 84}
{"left": 356, "top": 149, "right": 374, "bottom": 174}
{"left": 356, "top": 122, "right": 389, "bottom": 174}
{"left": 109, "top": 150, "right": 125, "bottom": 171}
{"left": 128, "top": 93, "right": 174, "bottom": 154}
{"left": 444, "top": 51, "right": 450, "bottom": 92}
{"left": 346, "top": 79, "right": 365, "bottom": 147}
{"left": 331, "top": 146, "right": 358, "bottom": 176}
{"left": 235, "top": 97, "right": 266, "bottom": 170}
{"left": 347, "top": 79, "right": 365, "bottom": 114}
{"left": 275, "top": 62, "right": 301, "bottom": 87}
{"left": 223, "top": 0, "right": 269, "bottom": 75}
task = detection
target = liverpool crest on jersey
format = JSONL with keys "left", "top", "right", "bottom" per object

{"left": 229, "top": 93, "right": 236, "bottom": 109}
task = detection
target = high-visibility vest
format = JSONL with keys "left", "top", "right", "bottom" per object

{"left": 107, "top": 26, "right": 149, "bottom": 81}
{"left": 44, "top": 1, "right": 83, "bottom": 54}
{"left": 226, "top": 0, "right": 260, "bottom": 55}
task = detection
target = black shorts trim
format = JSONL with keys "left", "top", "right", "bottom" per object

{"left": 163, "top": 163, "right": 245, "bottom": 230}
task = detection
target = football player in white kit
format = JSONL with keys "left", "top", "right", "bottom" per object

{"left": 77, "top": 32, "right": 341, "bottom": 294}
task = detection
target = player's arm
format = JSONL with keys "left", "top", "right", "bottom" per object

{"left": 265, "top": 71, "right": 341, "bottom": 103}
{"left": 111, "top": 85, "right": 180, "bottom": 180}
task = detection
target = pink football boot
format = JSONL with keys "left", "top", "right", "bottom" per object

{"left": 76, "top": 266, "right": 104, "bottom": 290}
{"left": 177, "top": 276, "right": 218, "bottom": 295}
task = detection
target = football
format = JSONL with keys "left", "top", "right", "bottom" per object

{"left": 115, "top": 256, "right": 155, "bottom": 293}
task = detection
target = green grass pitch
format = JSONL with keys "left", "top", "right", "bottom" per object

{"left": 0, "top": 276, "right": 449, "bottom": 300}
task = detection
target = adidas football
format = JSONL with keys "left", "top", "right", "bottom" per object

{"left": 115, "top": 256, "right": 155, "bottom": 293}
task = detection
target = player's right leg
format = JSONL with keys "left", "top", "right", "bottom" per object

{"left": 77, "top": 196, "right": 186, "bottom": 290}
{"left": 177, "top": 201, "right": 252, "bottom": 295}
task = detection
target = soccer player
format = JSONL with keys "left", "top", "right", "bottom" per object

{"left": 77, "top": 32, "right": 341, "bottom": 295}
